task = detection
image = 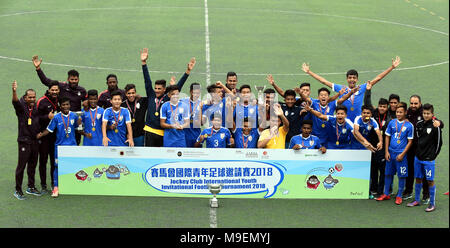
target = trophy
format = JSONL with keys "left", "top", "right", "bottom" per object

{"left": 208, "top": 184, "right": 222, "bottom": 208}
{"left": 254, "top": 85, "right": 266, "bottom": 103}
{"left": 75, "top": 111, "right": 84, "bottom": 131}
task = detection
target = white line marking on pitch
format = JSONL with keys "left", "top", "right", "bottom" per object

{"left": 0, "top": 7, "right": 448, "bottom": 76}
{"left": 204, "top": 0, "right": 211, "bottom": 85}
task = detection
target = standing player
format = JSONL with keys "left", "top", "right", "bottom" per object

{"left": 407, "top": 104, "right": 443, "bottom": 212}
{"left": 234, "top": 84, "right": 258, "bottom": 129}
{"left": 301, "top": 56, "right": 401, "bottom": 121}
{"left": 37, "top": 97, "right": 81, "bottom": 197}
{"left": 304, "top": 104, "right": 360, "bottom": 149}
{"left": 223, "top": 71, "right": 239, "bottom": 96}
{"left": 32, "top": 55, "right": 87, "bottom": 145}
{"left": 288, "top": 120, "right": 326, "bottom": 153}
{"left": 352, "top": 105, "right": 383, "bottom": 152}
{"left": 121, "top": 84, "right": 148, "bottom": 146}
{"left": 141, "top": 48, "right": 195, "bottom": 147}
{"left": 232, "top": 117, "right": 264, "bottom": 149}
{"left": 376, "top": 104, "right": 414, "bottom": 205}
{"left": 80, "top": 90, "right": 104, "bottom": 146}
{"left": 404, "top": 95, "right": 428, "bottom": 201}
{"left": 195, "top": 115, "right": 234, "bottom": 148}
{"left": 160, "top": 85, "right": 190, "bottom": 147}
{"left": 98, "top": 74, "right": 126, "bottom": 109}
{"left": 180, "top": 83, "right": 203, "bottom": 147}
{"left": 36, "top": 81, "right": 60, "bottom": 193}
{"left": 12, "top": 81, "right": 41, "bottom": 199}
{"left": 102, "top": 91, "right": 134, "bottom": 147}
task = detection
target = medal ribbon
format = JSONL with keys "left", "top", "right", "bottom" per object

{"left": 378, "top": 113, "right": 386, "bottom": 128}
{"left": 89, "top": 107, "right": 98, "bottom": 128}
{"left": 301, "top": 136, "right": 312, "bottom": 148}
{"left": 395, "top": 120, "right": 406, "bottom": 140}
{"left": 126, "top": 100, "right": 136, "bottom": 119}
{"left": 242, "top": 133, "right": 250, "bottom": 148}
{"left": 113, "top": 108, "right": 122, "bottom": 127}
{"left": 170, "top": 103, "right": 180, "bottom": 123}
{"left": 61, "top": 113, "right": 70, "bottom": 136}
{"left": 43, "top": 95, "right": 58, "bottom": 111}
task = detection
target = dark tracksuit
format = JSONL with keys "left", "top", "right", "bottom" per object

{"left": 13, "top": 97, "right": 41, "bottom": 192}
{"left": 142, "top": 64, "right": 189, "bottom": 147}
{"left": 36, "top": 93, "right": 59, "bottom": 188}
{"left": 36, "top": 68, "right": 87, "bottom": 145}
{"left": 121, "top": 97, "right": 148, "bottom": 146}
{"left": 364, "top": 89, "right": 393, "bottom": 194}
{"left": 405, "top": 107, "right": 429, "bottom": 197}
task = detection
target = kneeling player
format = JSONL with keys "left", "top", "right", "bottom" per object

{"left": 195, "top": 115, "right": 234, "bottom": 148}
{"left": 407, "top": 104, "right": 443, "bottom": 212}
{"left": 289, "top": 120, "right": 326, "bottom": 153}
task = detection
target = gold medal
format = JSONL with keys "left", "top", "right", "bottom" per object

{"left": 321, "top": 123, "right": 325, "bottom": 128}
{"left": 66, "top": 134, "right": 69, "bottom": 138}
{"left": 92, "top": 127, "right": 96, "bottom": 131}
{"left": 336, "top": 141, "right": 339, "bottom": 145}
{"left": 155, "top": 112, "right": 159, "bottom": 116}
{"left": 397, "top": 140, "right": 400, "bottom": 144}
{"left": 350, "top": 107, "right": 354, "bottom": 111}
{"left": 115, "top": 129, "right": 119, "bottom": 133}
{"left": 204, "top": 134, "right": 208, "bottom": 138}
{"left": 132, "top": 118, "right": 135, "bottom": 123}
{"left": 28, "top": 118, "right": 32, "bottom": 126}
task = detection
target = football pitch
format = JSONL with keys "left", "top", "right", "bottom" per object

{"left": 0, "top": 0, "right": 448, "bottom": 228}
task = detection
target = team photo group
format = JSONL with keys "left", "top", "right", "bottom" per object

{"left": 12, "top": 48, "right": 443, "bottom": 213}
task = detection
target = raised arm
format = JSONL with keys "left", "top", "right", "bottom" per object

{"left": 302, "top": 62, "right": 333, "bottom": 89}
{"left": 304, "top": 104, "right": 327, "bottom": 121}
{"left": 266, "top": 74, "right": 285, "bottom": 97}
{"left": 12, "top": 80, "right": 18, "bottom": 102}
{"left": 141, "top": 48, "right": 155, "bottom": 97}
{"left": 370, "top": 56, "right": 401, "bottom": 87}
{"left": 274, "top": 103, "right": 289, "bottom": 132}
{"left": 176, "top": 57, "right": 196, "bottom": 91}
{"left": 337, "top": 86, "right": 360, "bottom": 105}
{"left": 32, "top": 55, "right": 54, "bottom": 87}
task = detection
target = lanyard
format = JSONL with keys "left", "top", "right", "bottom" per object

{"left": 155, "top": 97, "right": 164, "bottom": 111}
{"left": 43, "top": 95, "right": 57, "bottom": 111}
{"left": 301, "top": 136, "right": 312, "bottom": 148}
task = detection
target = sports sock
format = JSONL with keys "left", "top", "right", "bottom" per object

{"left": 397, "top": 177, "right": 405, "bottom": 197}
{"left": 429, "top": 185, "right": 436, "bottom": 206}
{"left": 414, "top": 183, "right": 422, "bottom": 202}
{"left": 384, "top": 175, "right": 393, "bottom": 195}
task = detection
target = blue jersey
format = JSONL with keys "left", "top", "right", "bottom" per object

{"left": 197, "top": 127, "right": 232, "bottom": 148}
{"left": 385, "top": 119, "right": 414, "bottom": 153}
{"left": 325, "top": 115, "right": 354, "bottom": 149}
{"left": 352, "top": 115, "right": 379, "bottom": 149}
{"left": 288, "top": 134, "right": 322, "bottom": 149}
{"left": 233, "top": 128, "right": 260, "bottom": 148}
{"left": 102, "top": 107, "right": 131, "bottom": 146}
{"left": 180, "top": 98, "right": 202, "bottom": 147}
{"left": 311, "top": 98, "right": 337, "bottom": 145}
{"left": 332, "top": 83, "right": 367, "bottom": 122}
{"left": 160, "top": 101, "right": 190, "bottom": 147}
{"left": 202, "top": 98, "right": 227, "bottom": 127}
{"left": 81, "top": 107, "right": 104, "bottom": 146}
{"left": 46, "top": 111, "right": 79, "bottom": 146}
{"left": 234, "top": 103, "right": 258, "bottom": 129}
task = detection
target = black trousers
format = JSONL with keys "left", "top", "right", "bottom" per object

{"left": 145, "top": 131, "right": 163, "bottom": 147}
{"left": 370, "top": 149, "right": 386, "bottom": 194}
{"left": 16, "top": 141, "right": 39, "bottom": 192}
{"left": 38, "top": 134, "right": 56, "bottom": 188}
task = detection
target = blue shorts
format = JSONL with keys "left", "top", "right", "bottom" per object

{"left": 414, "top": 156, "right": 435, "bottom": 181}
{"left": 385, "top": 151, "right": 408, "bottom": 177}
